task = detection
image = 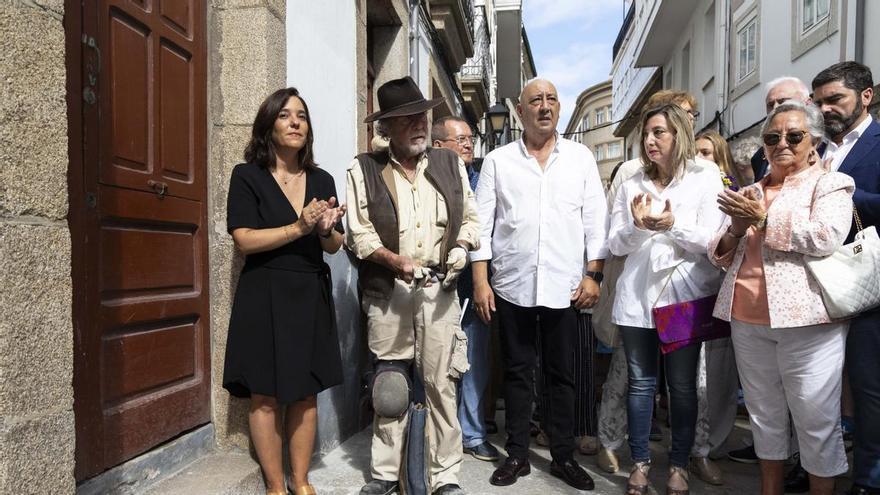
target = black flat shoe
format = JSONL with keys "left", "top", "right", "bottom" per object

{"left": 550, "top": 458, "right": 595, "bottom": 491}
{"left": 784, "top": 461, "right": 809, "bottom": 493}
{"left": 490, "top": 457, "right": 531, "bottom": 486}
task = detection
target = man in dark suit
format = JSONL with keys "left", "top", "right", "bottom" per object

{"left": 813, "top": 61, "right": 880, "bottom": 495}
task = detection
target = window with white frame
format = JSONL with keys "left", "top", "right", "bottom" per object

{"left": 801, "top": 0, "right": 830, "bottom": 33}
{"left": 582, "top": 115, "right": 590, "bottom": 131}
{"left": 595, "top": 107, "right": 608, "bottom": 126}
{"left": 595, "top": 144, "right": 606, "bottom": 161}
{"left": 608, "top": 141, "right": 622, "bottom": 159}
{"left": 736, "top": 16, "right": 757, "bottom": 82}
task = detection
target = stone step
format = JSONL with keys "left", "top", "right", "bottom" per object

{"left": 142, "top": 452, "right": 263, "bottom": 495}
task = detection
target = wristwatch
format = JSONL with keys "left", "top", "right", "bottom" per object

{"left": 585, "top": 271, "right": 604, "bottom": 284}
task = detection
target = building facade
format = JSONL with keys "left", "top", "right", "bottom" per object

{"left": 0, "top": 1, "right": 532, "bottom": 493}
{"left": 564, "top": 79, "right": 624, "bottom": 187}
{"left": 611, "top": 0, "right": 880, "bottom": 164}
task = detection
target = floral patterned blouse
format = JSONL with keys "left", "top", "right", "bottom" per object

{"left": 708, "top": 165, "right": 854, "bottom": 328}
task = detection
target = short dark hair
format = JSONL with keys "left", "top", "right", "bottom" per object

{"left": 244, "top": 87, "right": 318, "bottom": 169}
{"left": 811, "top": 61, "right": 874, "bottom": 93}
{"left": 431, "top": 116, "right": 469, "bottom": 142}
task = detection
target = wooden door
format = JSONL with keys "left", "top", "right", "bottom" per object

{"left": 67, "top": 0, "right": 210, "bottom": 480}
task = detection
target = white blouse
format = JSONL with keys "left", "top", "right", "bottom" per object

{"left": 608, "top": 160, "right": 725, "bottom": 328}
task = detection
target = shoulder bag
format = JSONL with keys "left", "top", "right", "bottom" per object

{"left": 804, "top": 208, "right": 880, "bottom": 319}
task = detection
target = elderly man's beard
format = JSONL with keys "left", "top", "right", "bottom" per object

{"left": 394, "top": 140, "right": 428, "bottom": 159}
{"left": 824, "top": 97, "right": 864, "bottom": 139}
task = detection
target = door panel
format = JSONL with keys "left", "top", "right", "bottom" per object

{"left": 70, "top": 0, "right": 209, "bottom": 480}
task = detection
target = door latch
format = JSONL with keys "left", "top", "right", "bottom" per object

{"left": 147, "top": 180, "right": 168, "bottom": 199}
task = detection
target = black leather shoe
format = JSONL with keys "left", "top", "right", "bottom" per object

{"left": 490, "top": 457, "right": 531, "bottom": 486}
{"left": 551, "top": 458, "right": 595, "bottom": 491}
{"left": 784, "top": 460, "right": 809, "bottom": 493}
{"left": 433, "top": 483, "right": 465, "bottom": 495}
{"left": 851, "top": 484, "right": 880, "bottom": 495}
{"left": 360, "top": 479, "right": 399, "bottom": 495}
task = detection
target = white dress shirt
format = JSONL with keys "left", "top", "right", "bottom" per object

{"left": 822, "top": 115, "right": 875, "bottom": 171}
{"left": 470, "top": 136, "right": 609, "bottom": 309}
{"left": 608, "top": 160, "right": 725, "bottom": 328}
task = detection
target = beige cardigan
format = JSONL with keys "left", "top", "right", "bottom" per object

{"left": 709, "top": 165, "right": 854, "bottom": 328}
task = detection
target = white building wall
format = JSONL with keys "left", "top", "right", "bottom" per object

{"left": 726, "top": 0, "right": 845, "bottom": 136}
{"left": 865, "top": 2, "right": 880, "bottom": 74}
{"left": 285, "top": 0, "right": 361, "bottom": 453}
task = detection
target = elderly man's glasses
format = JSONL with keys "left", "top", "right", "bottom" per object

{"left": 440, "top": 136, "right": 475, "bottom": 146}
{"left": 762, "top": 130, "right": 808, "bottom": 146}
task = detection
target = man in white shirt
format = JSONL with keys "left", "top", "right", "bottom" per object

{"left": 471, "top": 78, "right": 608, "bottom": 491}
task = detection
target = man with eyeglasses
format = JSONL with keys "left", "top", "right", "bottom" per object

{"left": 431, "top": 116, "right": 501, "bottom": 465}
{"left": 750, "top": 77, "right": 812, "bottom": 181}
{"left": 812, "top": 61, "right": 880, "bottom": 495}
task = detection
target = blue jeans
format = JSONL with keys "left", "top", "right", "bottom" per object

{"left": 621, "top": 326, "right": 700, "bottom": 467}
{"left": 457, "top": 303, "right": 490, "bottom": 448}
{"left": 847, "top": 311, "right": 880, "bottom": 488}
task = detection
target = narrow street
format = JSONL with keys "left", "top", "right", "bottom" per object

{"left": 307, "top": 413, "right": 854, "bottom": 494}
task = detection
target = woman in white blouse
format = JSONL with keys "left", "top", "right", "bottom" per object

{"left": 608, "top": 104, "right": 725, "bottom": 495}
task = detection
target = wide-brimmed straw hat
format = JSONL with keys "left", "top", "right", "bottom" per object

{"left": 363, "top": 76, "right": 445, "bottom": 123}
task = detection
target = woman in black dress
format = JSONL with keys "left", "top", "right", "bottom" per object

{"left": 224, "top": 87, "right": 346, "bottom": 495}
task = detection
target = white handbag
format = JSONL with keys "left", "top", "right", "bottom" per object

{"left": 804, "top": 208, "right": 880, "bottom": 319}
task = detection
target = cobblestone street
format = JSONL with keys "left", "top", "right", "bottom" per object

{"left": 308, "top": 414, "right": 854, "bottom": 494}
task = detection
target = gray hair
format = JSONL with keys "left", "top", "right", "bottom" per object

{"left": 760, "top": 100, "right": 825, "bottom": 141}
{"left": 375, "top": 118, "right": 390, "bottom": 137}
{"left": 764, "top": 76, "right": 810, "bottom": 101}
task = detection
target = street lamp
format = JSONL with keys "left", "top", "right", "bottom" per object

{"left": 486, "top": 102, "right": 509, "bottom": 146}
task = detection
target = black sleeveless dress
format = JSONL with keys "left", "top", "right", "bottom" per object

{"left": 223, "top": 163, "right": 344, "bottom": 404}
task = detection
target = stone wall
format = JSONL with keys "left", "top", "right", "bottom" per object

{"left": 0, "top": 1, "right": 75, "bottom": 493}
{"left": 208, "top": 0, "right": 288, "bottom": 450}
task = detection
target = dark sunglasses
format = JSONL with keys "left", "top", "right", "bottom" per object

{"left": 762, "top": 130, "right": 808, "bottom": 146}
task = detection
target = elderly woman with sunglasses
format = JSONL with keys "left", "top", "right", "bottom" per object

{"left": 709, "top": 101, "right": 854, "bottom": 495}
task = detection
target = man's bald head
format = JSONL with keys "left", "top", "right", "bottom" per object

{"left": 517, "top": 78, "right": 560, "bottom": 141}
{"left": 519, "top": 78, "right": 557, "bottom": 105}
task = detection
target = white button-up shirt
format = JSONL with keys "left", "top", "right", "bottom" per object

{"left": 470, "top": 136, "right": 609, "bottom": 309}
{"left": 608, "top": 161, "right": 725, "bottom": 328}
{"left": 823, "top": 115, "right": 874, "bottom": 171}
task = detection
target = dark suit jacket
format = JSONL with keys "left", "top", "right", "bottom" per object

{"left": 751, "top": 147, "right": 768, "bottom": 183}
{"left": 838, "top": 118, "right": 880, "bottom": 242}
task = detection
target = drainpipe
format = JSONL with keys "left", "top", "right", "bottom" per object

{"left": 855, "top": 0, "right": 865, "bottom": 63}
{"left": 410, "top": 0, "right": 420, "bottom": 82}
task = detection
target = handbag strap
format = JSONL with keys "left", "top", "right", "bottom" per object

{"left": 651, "top": 263, "right": 682, "bottom": 309}
{"left": 854, "top": 207, "right": 864, "bottom": 233}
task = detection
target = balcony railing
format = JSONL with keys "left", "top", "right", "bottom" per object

{"left": 460, "top": 5, "right": 491, "bottom": 94}
{"left": 462, "top": 0, "right": 475, "bottom": 41}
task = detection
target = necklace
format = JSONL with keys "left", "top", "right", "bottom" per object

{"left": 274, "top": 168, "right": 305, "bottom": 186}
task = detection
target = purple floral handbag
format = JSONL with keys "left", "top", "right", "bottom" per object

{"left": 651, "top": 266, "right": 730, "bottom": 354}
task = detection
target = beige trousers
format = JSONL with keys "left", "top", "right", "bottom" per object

{"left": 363, "top": 279, "right": 469, "bottom": 490}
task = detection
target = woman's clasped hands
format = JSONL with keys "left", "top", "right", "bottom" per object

{"left": 299, "top": 197, "right": 347, "bottom": 235}
{"left": 630, "top": 193, "right": 675, "bottom": 232}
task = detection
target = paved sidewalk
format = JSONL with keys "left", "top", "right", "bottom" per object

{"left": 306, "top": 417, "right": 801, "bottom": 494}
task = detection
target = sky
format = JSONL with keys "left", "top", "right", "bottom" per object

{"left": 521, "top": 0, "right": 628, "bottom": 132}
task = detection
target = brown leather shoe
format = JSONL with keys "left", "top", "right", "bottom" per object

{"left": 689, "top": 456, "right": 723, "bottom": 485}
{"left": 489, "top": 457, "right": 531, "bottom": 486}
